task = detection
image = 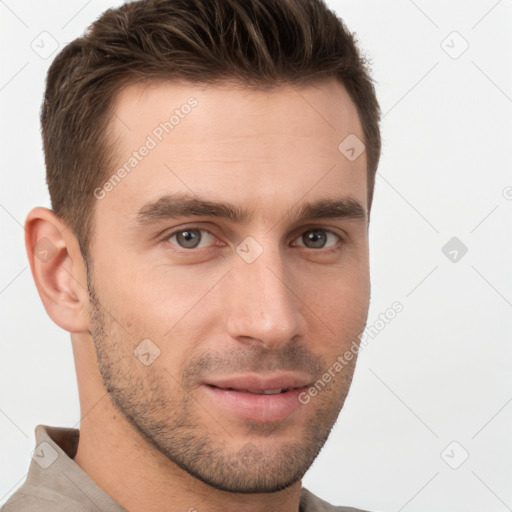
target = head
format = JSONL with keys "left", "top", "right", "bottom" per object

{"left": 28, "top": 0, "right": 380, "bottom": 494}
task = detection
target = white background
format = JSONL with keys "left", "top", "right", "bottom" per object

{"left": 1, "top": 1, "right": 511, "bottom": 511}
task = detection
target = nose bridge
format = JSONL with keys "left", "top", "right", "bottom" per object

{"left": 225, "top": 242, "right": 305, "bottom": 348}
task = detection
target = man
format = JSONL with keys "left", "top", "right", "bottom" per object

{"left": 1, "top": 0, "right": 380, "bottom": 510}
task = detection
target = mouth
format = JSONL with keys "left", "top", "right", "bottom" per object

{"left": 207, "top": 385, "right": 295, "bottom": 395}
{"left": 200, "top": 373, "right": 312, "bottom": 423}
{"left": 204, "top": 372, "right": 312, "bottom": 392}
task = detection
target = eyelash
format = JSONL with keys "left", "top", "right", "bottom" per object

{"left": 160, "top": 226, "right": 344, "bottom": 253}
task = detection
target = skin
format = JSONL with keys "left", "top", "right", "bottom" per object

{"left": 25, "top": 77, "right": 371, "bottom": 512}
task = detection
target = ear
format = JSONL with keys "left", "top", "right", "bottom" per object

{"left": 25, "top": 207, "right": 90, "bottom": 333}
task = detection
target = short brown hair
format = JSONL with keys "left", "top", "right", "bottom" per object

{"left": 42, "top": 0, "right": 381, "bottom": 263}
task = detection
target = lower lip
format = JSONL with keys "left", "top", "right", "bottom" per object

{"left": 201, "top": 385, "right": 307, "bottom": 423}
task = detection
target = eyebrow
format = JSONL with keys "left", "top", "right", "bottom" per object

{"left": 135, "top": 193, "right": 366, "bottom": 227}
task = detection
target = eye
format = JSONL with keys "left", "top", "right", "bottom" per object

{"left": 293, "top": 229, "right": 341, "bottom": 249}
{"left": 167, "top": 228, "right": 217, "bottom": 249}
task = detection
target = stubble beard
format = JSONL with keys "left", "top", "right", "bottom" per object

{"left": 86, "top": 272, "right": 357, "bottom": 493}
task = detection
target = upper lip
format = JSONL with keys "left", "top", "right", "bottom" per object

{"left": 203, "top": 372, "right": 313, "bottom": 392}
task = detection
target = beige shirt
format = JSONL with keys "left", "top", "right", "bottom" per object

{"left": 1, "top": 424, "right": 369, "bottom": 512}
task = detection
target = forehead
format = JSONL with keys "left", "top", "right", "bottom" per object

{"left": 110, "top": 77, "right": 363, "bottom": 149}
{"left": 96, "top": 78, "right": 367, "bottom": 227}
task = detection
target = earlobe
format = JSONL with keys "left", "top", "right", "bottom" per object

{"left": 25, "top": 207, "right": 90, "bottom": 334}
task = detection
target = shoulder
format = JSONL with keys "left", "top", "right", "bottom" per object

{"left": 1, "top": 489, "right": 90, "bottom": 512}
{"left": 300, "top": 487, "right": 373, "bottom": 512}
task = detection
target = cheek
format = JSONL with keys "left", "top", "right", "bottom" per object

{"left": 296, "top": 266, "right": 370, "bottom": 347}
{"left": 314, "top": 285, "right": 369, "bottom": 328}
{"left": 99, "top": 254, "right": 219, "bottom": 324}
{"left": 110, "top": 263, "right": 225, "bottom": 365}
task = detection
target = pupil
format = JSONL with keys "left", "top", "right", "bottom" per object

{"left": 304, "top": 230, "right": 326, "bottom": 248}
{"left": 177, "top": 229, "right": 201, "bottom": 248}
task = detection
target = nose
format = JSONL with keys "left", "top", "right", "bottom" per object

{"left": 224, "top": 245, "right": 307, "bottom": 350}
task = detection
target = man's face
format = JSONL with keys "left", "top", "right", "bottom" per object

{"left": 87, "top": 78, "right": 370, "bottom": 492}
